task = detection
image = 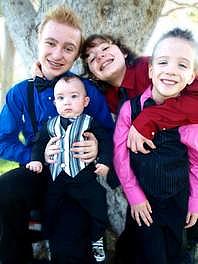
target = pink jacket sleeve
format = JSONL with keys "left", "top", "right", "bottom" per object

{"left": 179, "top": 124, "right": 198, "bottom": 213}
{"left": 113, "top": 101, "right": 147, "bottom": 205}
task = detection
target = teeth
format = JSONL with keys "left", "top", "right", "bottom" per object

{"left": 100, "top": 59, "right": 113, "bottom": 71}
{"left": 49, "top": 60, "right": 62, "bottom": 67}
{"left": 162, "top": 79, "right": 177, "bottom": 85}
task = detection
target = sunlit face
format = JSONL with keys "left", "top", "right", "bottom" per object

{"left": 54, "top": 78, "right": 90, "bottom": 118}
{"left": 85, "top": 39, "right": 127, "bottom": 85}
{"left": 38, "top": 21, "right": 81, "bottom": 80}
{"left": 150, "top": 37, "right": 196, "bottom": 103}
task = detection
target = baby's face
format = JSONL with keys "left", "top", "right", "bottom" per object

{"left": 54, "top": 78, "right": 90, "bottom": 118}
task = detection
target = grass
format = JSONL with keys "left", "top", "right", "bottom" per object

{"left": 0, "top": 159, "right": 19, "bottom": 175}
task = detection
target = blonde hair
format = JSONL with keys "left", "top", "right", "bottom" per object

{"left": 151, "top": 28, "right": 198, "bottom": 71}
{"left": 39, "top": 5, "right": 84, "bottom": 49}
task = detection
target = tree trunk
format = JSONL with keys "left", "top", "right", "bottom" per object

{"left": 1, "top": 0, "right": 38, "bottom": 73}
{"left": 0, "top": 0, "right": 166, "bottom": 234}
{"left": 0, "top": 24, "right": 15, "bottom": 109}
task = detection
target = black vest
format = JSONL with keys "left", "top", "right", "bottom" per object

{"left": 130, "top": 95, "right": 189, "bottom": 198}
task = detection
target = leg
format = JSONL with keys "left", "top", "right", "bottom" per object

{"left": 44, "top": 180, "right": 94, "bottom": 264}
{"left": 0, "top": 167, "right": 47, "bottom": 264}
{"left": 114, "top": 206, "right": 136, "bottom": 264}
{"left": 68, "top": 179, "right": 108, "bottom": 241}
{"left": 165, "top": 226, "right": 184, "bottom": 264}
{"left": 134, "top": 221, "right": 168, "bottom": 264}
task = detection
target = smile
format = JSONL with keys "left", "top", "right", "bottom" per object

{"left": 161, "top": 79, "right": 178, "bottom": 85}
{"left": 47, "top": 59, "right": 64, "bottom": 68}
{"left": 100, "top": 59, "right": 114, "bottom": 71}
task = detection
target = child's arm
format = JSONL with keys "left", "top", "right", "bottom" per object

{"left": 129, "top": 79, "right": 198, "bottom": 152}
{"left": 134, "top": 82, "right": 198, "bottom": 139}
{"left": 113, "top": 101, "right": 153, "bottom": 226}
{"left": 26, "top": 161, "right": 43, "bottom": 173}
{"left": 179, "top": 125, "right": 198, "bottom": 228}
{"left": 185, "top": 147, "right": 198, "bottom": 228}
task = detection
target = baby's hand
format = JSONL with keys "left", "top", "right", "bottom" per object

{"left": 94, "top": 163, "right": 109, "bottom": 177}
{"left": 26, "top": 161, "right": 43, "bottom": 173}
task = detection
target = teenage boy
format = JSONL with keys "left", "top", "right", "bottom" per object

{"left": 0, "top": 5, "right": 113, "bottom": 264}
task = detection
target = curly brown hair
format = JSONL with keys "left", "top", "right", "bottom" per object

{"left": 80, "top": 34, "right": 138, "bottom": 92}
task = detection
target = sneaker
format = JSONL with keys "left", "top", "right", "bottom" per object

{"left": 92, "top": 237, "right": 105, "bottom": 262}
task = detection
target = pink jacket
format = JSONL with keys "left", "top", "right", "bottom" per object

{"left": 113, "top": 87, "right": 198, "bottom": 213}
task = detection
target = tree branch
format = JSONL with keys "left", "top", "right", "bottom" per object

{"left": 162, "top": 0, "right": 198, "bottom": 17}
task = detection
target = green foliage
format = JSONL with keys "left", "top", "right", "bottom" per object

{"left": 0, "top": 159, "right": 19, "bottom": 175}
{"left": 188, "top": 9, "right": 198, "bottom": 22}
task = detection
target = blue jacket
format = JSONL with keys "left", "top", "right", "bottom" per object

{"left": 0, "top": 76, "right": 114, "bottom": 164}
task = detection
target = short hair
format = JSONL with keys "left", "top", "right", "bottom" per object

{"left": 38, "top": 5, "right": 84, "bottom": 49}
{"left": 81, "top": 34, "right": 137, "bottom": 76}
{"left": 152, "top": 28, "right": 198, "bottom": 70}
{"left": 56, "top": 75, "right": 87, "bottom": 95}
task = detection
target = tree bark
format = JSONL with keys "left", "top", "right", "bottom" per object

{"left": 1, "top": 0, "right": 38, "bottom": 72}
{"left": 1, "top": 24, "right": 15, "bottom": 96}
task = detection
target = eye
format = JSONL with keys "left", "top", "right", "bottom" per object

{"left": 179, "top": 63, "right": 187, "bottom": 69}
{"left": 87, "top": 55, "right": 96, "bottom": 64}
{"left": 90, "top": 57, "right": 96, "bottom": 63}
{"left": 102, "top": 45, "right": 110, "bottom": 51}
{"left": 64, "top": 46, "right": 75, "bottom": 53}
{"left": 45, "top": 41, "right": 55, "bottom": 47}
{"left": 56, "top": 96, "right": 64, "bottom": 100}
{"left": 158, "top": 60, "right": 167, "bottom": 65}
{"left": 71, "top": 94, "right": 78, "bottom": 99}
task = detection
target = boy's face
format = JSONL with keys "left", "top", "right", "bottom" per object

{"left": 85, "top": 39, "right": 126, "bottom": 84}
{"left": 149, "top": 37, "right": 196, "bottom": 103}
{"left": 54, "top": 78, "right": 90, "bottom": 118}
{"left": 38, "top": 21, "right": 81, "bottom": 80}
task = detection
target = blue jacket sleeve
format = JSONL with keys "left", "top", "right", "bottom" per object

{"left": 81, "top": 78, "right": 114, "bottom": 132}
{"left": 0, "top": 81, "right": 32, "bottom": 164}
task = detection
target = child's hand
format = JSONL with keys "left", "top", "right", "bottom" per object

{"left": 26, "top": 161, "right": 43, "bottom": 173}
{"left": 94, "top": 163, "right": 109, "bottom": 177}
{"left": 127, "top": 125, "right": 156, "bottom": 154}
{"left": 185, "top": 212, "right": 198, "bottom": 228}
{"left": 130, "top": 200, "right": 153, "bottom": 227}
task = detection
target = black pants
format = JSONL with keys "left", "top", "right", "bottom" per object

{"left": 0, "top": 166, "right": 47, "bottom": 264}
{"left": 45, "top": 171, "right": 108, "bottom": 243}
{"left": 0, "top": 167, "right": 95, "bottom": 264}
{"left": 115, "top": 189, "right": 188, "bottom": 264}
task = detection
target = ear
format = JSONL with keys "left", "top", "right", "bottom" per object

{"left": 84, "top": 96, "right": 90, "bottom": 107}
{"left": 148, "top": 64, "right": 153, "bottom": 79}
{"left": 187, "top": 71, "right": 196, "bottom": 85}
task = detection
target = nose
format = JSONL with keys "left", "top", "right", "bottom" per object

{"left": 63, "top": 97, "right": 70, "bottom": 105}
{"left": 96, "top": 51, "right": 105, "bottom": 61}
{"left": 52, "top": 47, "right": 63, "bottom": 60}
{"left": 166, "top": 62, "right": 177, "bottom": 75}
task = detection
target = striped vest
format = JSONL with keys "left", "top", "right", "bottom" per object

{"left": 130, "top": 96, "right": 189, "bottom": 198}
{"left": 47, "top": 114, "right": 93, "bottom": 181}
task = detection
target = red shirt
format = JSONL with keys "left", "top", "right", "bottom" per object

{"left": 105, "top": 57, "right": 151, "bottom": 113}
{"left": 105, "top": 56, "right": 198, "bottom": 139}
